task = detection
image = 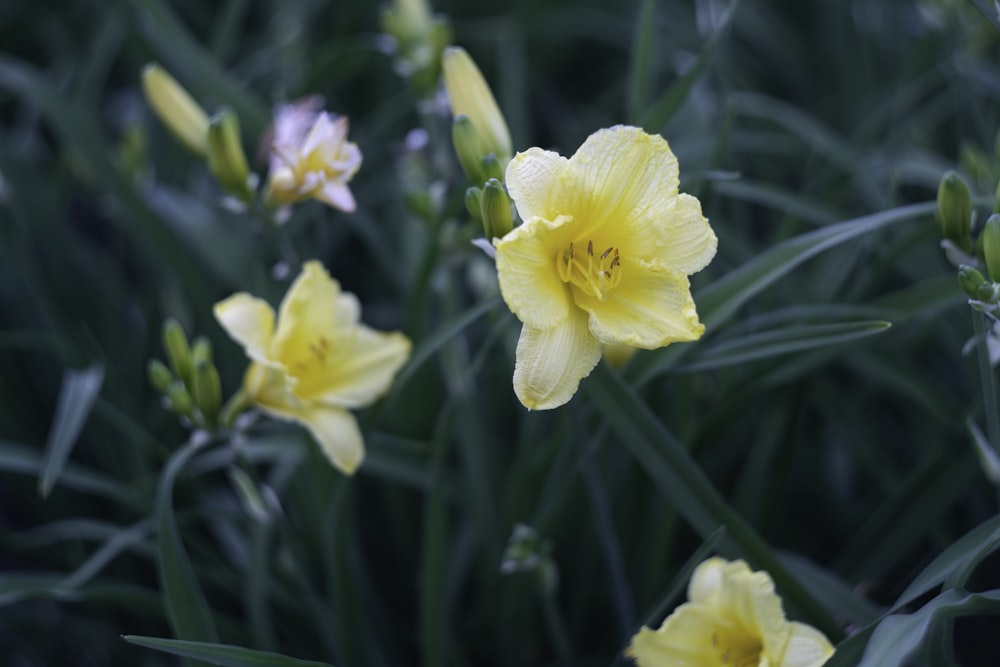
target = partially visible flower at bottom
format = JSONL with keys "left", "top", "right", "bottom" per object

{"left": 264, "top": 98, "right": 362, "bottom": 213}
{"left": 214, "top": 261, "right": 410, "bottom": 474}
{"left": 627, "top": 558, "right": 834, "bottom": 667}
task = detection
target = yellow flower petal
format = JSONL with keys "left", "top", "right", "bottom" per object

{"left": 213, "top": 293, "right": 276, "bottom": 364}
{"left": 661, "top": 193, "right": 718, "bottom": 275}
{"left": 565, "top": 125, "right": 679, "bottom": 244}
{"left": 267, "top": 401, "right": 364, "bottom": 475}
{"left": 575, "top": 259, "right": 703, "bottom": 348}
{"left": 495, "top": 214, "right": 576, "bottom": 330}
{"left": 504, "top": 147, "right": 571, "bottom": 222}
{"left": 781, "top": 622, "right": 835, "bottom": 667}
{"left": 271, "top": 261, "right": 354, "bottom": 363}
{"left": 629, "top": 558, "right": 834, "bottom": 667}
{"left": 513, "top": 308, "right": 602, "bottom": 410}
{"left": 307, "top": 328, "right": 411, "bottom": 408}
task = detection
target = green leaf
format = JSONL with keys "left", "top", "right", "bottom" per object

{"left": 123, "top": 635, "right": 335, "bottom": 667}
{"left": 0, "top": 440, "right": 146, "bottom": 506}
{"left": 157, "top": 438, "right": 219, "bottom": 653}
{"left": 582, "top": 362, "right": 843, "bottom": 642}
{"left": 896, "top": 513, "right": 1000, "bottom": 607}
{"left": 626, "top": 0, "right": 657, "bottom": 124}
{"left": 39, "top": 363, "right": 104, "bottom": 497}
{"left": 630, "top": 201, "right": 937, "bottom": 385}
{"left": 854, "top": 589, "right": 1000, "bottom": 667}
{"left": 677, "top": 320, "right": 890, "bottom": 372}
{"left": 639, "top": 0, "right": 741, "bottom": 131}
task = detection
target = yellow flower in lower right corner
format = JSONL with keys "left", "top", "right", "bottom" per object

{"left": 627, "top": 558, "right": 834, "bottom": 667}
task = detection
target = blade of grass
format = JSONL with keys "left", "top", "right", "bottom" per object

{"left": 626, "top": 0, "right": 657, "bottom": 125}
{"left": 123, "top": 635, "right": 335, "bottom": 667}
{"left": 639, "top": 0, "right": 741, "bottom": 131}
{"left": 629, "top": 201, "right": 937, "bottom": 385}
{"left": 157, "top": 437, "right": 219, "bottom": 655}
{"left": 39, "top": 363, "right": 104, "bottom": 497}
{"left": 583, "top": 361, "right": 842, "bottom": 641}
{"left": 676, "top": 320, "right": 891, "bottom": 372}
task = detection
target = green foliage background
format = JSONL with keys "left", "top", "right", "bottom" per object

{"left": 2, "top": 0, "right": 1000, "bottom": 665}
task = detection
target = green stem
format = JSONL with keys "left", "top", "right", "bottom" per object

{"left": 583, "top": 361, "right": 844, "bottom": 642}
{"left": 972, "top": 310, "right": 1000, "bottom": 464}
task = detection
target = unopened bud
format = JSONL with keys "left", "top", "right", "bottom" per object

{"left": 480, "top": 178, "right": 513, "bottom": 239}
{"left": 192, "top": 361, "right": 222, "bottom": 427}
{"left": 465, "top": 186, "right": 483, "bottom": 220}
{"left": 147, "top": 359, "right": 174, "bottom": 394}
{"left": 959, "top": 265, "right": 987, "bottom": 299}
{"left": 937, "top": 171, "right": 972, "bottom": 253}
{"left": 442, "top": 47, "right": 511, "bottom": 166}
{"left": 166, "top": 380, "right": 196, "bottom": 418}
{"left": 984, "top": 214, "right": 1000, "bottom": 282}
{"left": 141, "top": 64, "right": 209, "bottom": 157}
{"left": 978, "top": 281, "right": 998, "bottom": 304}
{"left": 207, "top": 108, "right": 254, "bottom": 201}
{"left": 162, "top": 319, "right": 193, "bottom": 387}
{"left": 481, "top": 153, "right": 504, "bottom": 183}
{"left": 452, "top": 115, "right": 488, "bottom": 185}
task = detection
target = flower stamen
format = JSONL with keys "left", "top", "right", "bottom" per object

{"left": 557, "top": 240, "right": 622, "bottom": 302}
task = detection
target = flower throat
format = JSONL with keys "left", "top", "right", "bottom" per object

{"left": 556, "top": 240, "right": 622, "bottom": 302}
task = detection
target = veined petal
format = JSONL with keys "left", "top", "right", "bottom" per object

{"left": 282, "top": 402, "right": 365, "bottom": 475}
{"left": 318, "top": 181, "right": 356, "bottom": 213}
{"left": 576, "top": 259, "right": 703, "bottom": 348}
{"left": 659, "top": 193, "right": 718, "bottom": 275}
{"left": 272, "top": 261, "right": 345, "bottom": 362}
{"left": 627, "top": 604, "right": 721, "bottom": 665}
{"left": 689, "top": 557, "right": 727, "bottom": 604}
{"left": 213, "top": 293, "right": 276, "bottom": 364}
{"left": 243, "top": 362, "right": 301, "bottom": 413}
{"left": 718, "top": 561, "right": 789, "bottom": 662}
{"left": 513, "top": 308, "right": 601, "bottom": 410}
{"left": 780, "top": 623, "right": 835, "bottom": 667}
{"left": 565, "top": 125, "right": 679, "bottom": 244}
{"left": 306, "top": 328, "right": 411, "bottom": 408}
{"left": 495, "top": 214, "right": 575, "bottom": 329}
{"left": 505, "top": 147, "right": 570, "bottom": 222}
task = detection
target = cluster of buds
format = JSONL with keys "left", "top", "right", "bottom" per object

{"left": 379, "top": 0, "right": 452, "bottom": 98}
{"left": 141, "top": 65, "right": 256, "bottom": 203}
{"left": 147, "top": 319, "right": 247, "bottom": 431}
{"left": 500, "top": 523, "right": 558, "bottom": 595}
{"left": 938, "top": 170, "right": 1000, "bottom": 310}
{"left": 442, "top": 47, "right": 515, "bottom": 240}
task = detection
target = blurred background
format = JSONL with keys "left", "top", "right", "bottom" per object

{"left": 2, "top": 0, "right": 1000, "bottom": 664}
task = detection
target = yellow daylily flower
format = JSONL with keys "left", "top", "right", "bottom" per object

{"left": 627, "top": 558, "right": 835, "bottom": 667}
{"left": 265, "top": 99, "right": 363, "bottom": 213}
{"left": 494, "top": 125, "right": 717, "bottom": 410}
{"left": 214, "top": 261, "right": 410, "bottom": 475}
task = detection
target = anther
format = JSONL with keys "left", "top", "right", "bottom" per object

{"left": 601, "top": 246, "right": 613, "bottom": 260}
{"left": 587, "top": 240, "right": 593, "bottom": 256}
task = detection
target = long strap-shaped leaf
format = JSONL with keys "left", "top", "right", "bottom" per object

{"left": 157, "top": 438, "right": 219, "bottom": 663}
{"left": 584, "top": 361, "right": 843, "bottom": 641}
{"left": 629, "top": 201, "right": 937, "bottom": 385}
{"left": 124, "top": 635, "right": 335, "bottom": 667}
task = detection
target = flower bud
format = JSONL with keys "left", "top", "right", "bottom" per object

{"left": 141, "top": 64, "right": 209, "bottom": 157}
{"left": 147, "top": 359, "right": 174, "bottom": 394}
{"left": 959, "top": 265, "right": 987, "bottom": 299}
{"left": 937, "top": 170, "right": 972, "bottom": 253}
{"left": 207, "top": 108, "right": 254, "bottom": 202}
{"left": 480, "top": 153, "right": 505, "bottom": 184}
{"left": 189, "top": 337, "right": 221, "bottom": 425}
{"left": 166, "top": 380, "right": 196, "bottom": 419}
{"left": 984, "top": 214, "right": 1000, "bottom": 282}
{"left": 452, "top": 115, "right": 488, "bottom": 185}
{"left": 480, "top": 178, "right": 513, "bottom": 239}
{"left": 465, "top": 186, "right": 483, "bottom": 220}
{"left": 442, "top": 47, "right": 511, "bottom": 166}
{"left": 162, "top": 319, "right": 193, "bottom": 387}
